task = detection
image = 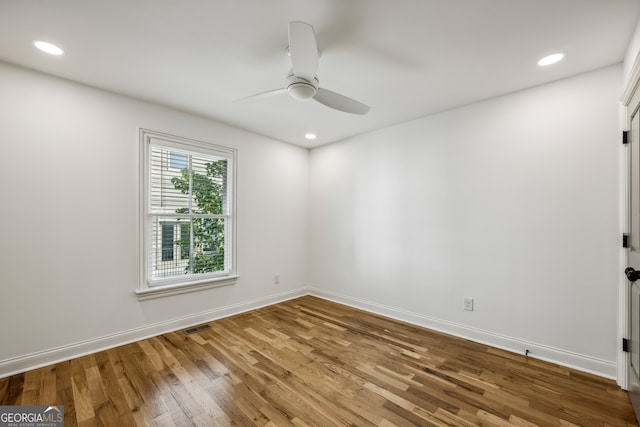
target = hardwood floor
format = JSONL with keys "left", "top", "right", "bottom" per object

{"left": 0, "top": 296, "right": 636, "bottom": 426}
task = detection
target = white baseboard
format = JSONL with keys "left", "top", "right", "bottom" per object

{"left": 308, "top": 287, "right": 617, "bottom": 380}
{"left": 0, "top": 288, "right": 308, "bottom": 379}
{"left": 1, "top": 286, "right": 617, "bottom": 380}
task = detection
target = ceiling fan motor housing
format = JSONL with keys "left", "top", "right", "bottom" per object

{"left": 287, "top": 74, "right": 318, "bottom": 100}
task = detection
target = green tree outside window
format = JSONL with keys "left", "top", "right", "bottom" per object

{"left": 171, "top": 159, "right": 227, "bottom": 274}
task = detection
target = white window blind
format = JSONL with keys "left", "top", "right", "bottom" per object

{"left": 139, "top": 130, "right": 237, "bottom": 297}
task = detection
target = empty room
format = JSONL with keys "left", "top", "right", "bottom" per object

{"left": 3, "top": 1, "right": 640, "bottom": 426}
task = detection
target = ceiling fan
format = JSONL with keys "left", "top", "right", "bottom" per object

{"left": 241, "top": 21, "right": 370, "bottom": 115}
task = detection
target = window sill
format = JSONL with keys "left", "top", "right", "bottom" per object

{"left": 135, "top": 275, "right": 239, "bottom": 301}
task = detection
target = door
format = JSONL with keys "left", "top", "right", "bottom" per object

{"left": 626, "top": 84, "right": 640, "bottom": 423}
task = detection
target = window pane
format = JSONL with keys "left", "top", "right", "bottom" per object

{"left": 150, "top": 217, "right": 227, "bottom": 280}
{"left": 149, "top": 148, "right": 229, "bottom": 280}
{"left": 190, "top": 156, "right": 227, "bottom": 216}
{"left": 150, "top": 146, "right": 228, "bottom": 217}
{"left": 179, "top": 222, "right": 190, "bottom": 259}
{"left": 150, "top": 146, "right": 190, "bottom": 214}
{"left": 191, "top": 217, "right": 226, "bottom": 273}
{"left": 161, "top": 223, "right": 174, "bottom": 261}
{"left": 151, "top": 218, "right": 189, "bottom": 279}
{"left": 169, "top": 152, "right": 187, "bottom": 170}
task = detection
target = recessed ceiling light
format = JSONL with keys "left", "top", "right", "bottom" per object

{"left": 305, "top": 133, "right": 317, "bottom": 140}
{"left": 34, "top": 41, "right": 64, "bottom": 56}
{"left": 537, "top": 53, "right": 564, "bottom": 67}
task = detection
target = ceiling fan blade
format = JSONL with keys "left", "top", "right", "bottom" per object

{"left": 313, "top": 88, "right": 370, "bottom": 115}
{"left": 288, "top": 21, "right": 318, "bottom": 82}
{"left": 236, "top": 88, "right": 287, "bottom": 103}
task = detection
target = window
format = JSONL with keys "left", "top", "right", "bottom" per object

{"left": 138, "top": 129, "right": 237, "bottom": 300}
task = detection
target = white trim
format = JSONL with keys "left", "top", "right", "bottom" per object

{"left": 134, "top": 274, "right": 239, "bottom": 300}
{"left": 621, "top": 52, "right": 640, "bottom": 106}
{"left": 619, "top": 130, "right": 630, "bottom": 389}
{"left": 308, "top": 287, "right": 617, "bottom": 379}
{"left": 0, "top": 287, "right": 308, "bottom": 379}
{"left": 619, "top": 50, "right": 640, "bottom": 389}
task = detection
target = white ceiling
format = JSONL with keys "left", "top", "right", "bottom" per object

{"left": 0, "top": 0, "right": 638, "bottom": 148}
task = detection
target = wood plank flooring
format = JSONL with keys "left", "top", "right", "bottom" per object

{"left": 0, "top": 296, "right": 636, "bottom": 426}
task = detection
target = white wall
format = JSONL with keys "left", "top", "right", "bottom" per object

{"left": 309, "top": 65, "right": 622, "bottom": 377}
{"left": 0, "top": 61, "right": 309, "bottom": 375}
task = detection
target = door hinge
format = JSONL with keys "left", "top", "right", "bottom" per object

{"left": 623, "top": 338, "right": 630, "bottom": 352}
{"left": 623, "top": 130, "right": 629, "bottom": 145}
{"left": 624, "top": 234, "right": 630, "bottom": 248}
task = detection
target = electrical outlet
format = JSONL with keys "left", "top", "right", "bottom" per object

{"left": 464, "top": 297, "right": 474, "bottom": 311}
{"left": 274, "top": 274, "right": 280, "bottom": 285}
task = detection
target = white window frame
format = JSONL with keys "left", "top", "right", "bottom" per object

{"left": 137, "top": 129, "right": 238, "bottom": 300}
